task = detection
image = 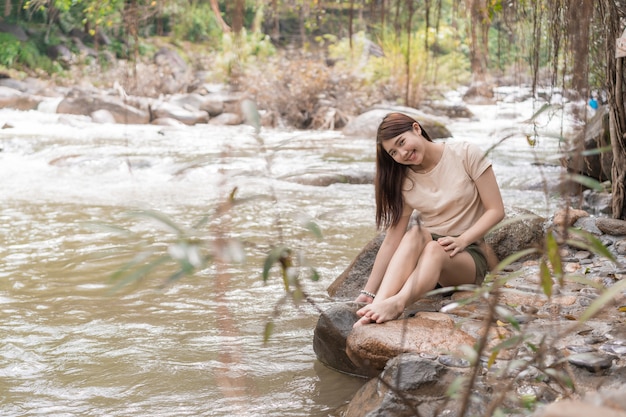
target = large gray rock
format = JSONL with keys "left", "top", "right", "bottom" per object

{"left": 485, "top": 206, "right": 545, "bottom": 263}
{"left": 562, "top": 106, "right": 612, "bottom": 182}
{"left": 57, "top": 94, "right": 150, "bottom": 124}
{"left": 285, "top": 169, "right": 374, "bottom": 187}
{"left": 150, "top": 101, "right": 209, "bottom": 125}
{"left": 312, "top": 303, "right": 366, "bottom": 376}
{"left": 170, "top": 93, "right": 225, "bottom": 117}
{"left": 343, "top": 354, "right": 475, "bottom": 417}
{"left": 342, "top": 106, "right": 452, "bottom": 139}
{"left": 595, "top": 217, "right": 626, "bottom": 236}
{"left": 0, "top": 86, "right": 42, "bottom": 110}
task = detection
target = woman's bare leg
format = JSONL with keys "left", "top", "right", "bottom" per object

{"left": 354, "top": 240, "right": 476, "bottom": 326}
{"left": 374, "top": 226, "right": 432, "bottom": 300}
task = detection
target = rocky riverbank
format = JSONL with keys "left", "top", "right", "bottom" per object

{"left": 314, "top": 207, "right": 626, "bottom": 416}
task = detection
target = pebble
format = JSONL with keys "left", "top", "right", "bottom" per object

{"left": 438, "top": 354, "right": 470, "bottom": 368}
{"left": 566, "top": 345, "right": 596, "bottom": 353}
{"left": 567, "top": 352, "right": 614, "bottom": 372}
{"left": 600, "top": 343, "right": 626, "bottom": 355}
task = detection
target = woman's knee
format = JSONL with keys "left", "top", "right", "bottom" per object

{"left": 421, "top": 240, "right": 448, "bottom": 261}
{"left": 403, "top": 225, "right": 430, "bottom": 247}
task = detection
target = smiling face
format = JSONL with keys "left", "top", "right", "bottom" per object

{"left": 381, "top": 122, "right": 425, "bottom": 166}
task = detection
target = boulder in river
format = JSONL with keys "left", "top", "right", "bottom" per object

{"left": 342, "top": 106, "right": 452, "bottom": 139}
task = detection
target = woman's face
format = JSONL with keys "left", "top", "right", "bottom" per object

{"left": 381, "top": 123, "right": 424, "bottom": 166}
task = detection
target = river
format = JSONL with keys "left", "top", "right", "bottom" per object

{"left": 0, "top": 90, "right": 576, "bottom": 416}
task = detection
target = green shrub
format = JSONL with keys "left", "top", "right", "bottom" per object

{"left": 0, "top": 33, "right": 21, "bottom": 67}
{"left": 0, "top": 32, "right": 58, "bottom": 74}
{"left": 211, "top": 29, "right": 276, "bottom": 81}
{"left": 171, "top": 2, "right": 221, "bottom": 44}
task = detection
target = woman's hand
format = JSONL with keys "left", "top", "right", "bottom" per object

{"left": 436, "top": 235, "right": 468, "bottom": 257}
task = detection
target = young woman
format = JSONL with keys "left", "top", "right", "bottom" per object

{"left": 354, "top": 112, "right": 504, "bottom": 327}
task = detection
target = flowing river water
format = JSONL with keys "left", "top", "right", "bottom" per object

{"left": 0, "top": 91, "right": 576, "bottom": 416}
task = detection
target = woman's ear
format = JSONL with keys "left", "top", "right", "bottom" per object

{"left": 413, "top": 122, "right": 422, "bottom": 135}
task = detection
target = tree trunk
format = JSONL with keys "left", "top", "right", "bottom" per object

{"left": 232, "top": 0, "right": 245, "bottom": 35}
{"left": 271, "top": 0, "right": 279, "bottom": 41}
{"left": 4, "top": 0, "right": 11, "bottom": 17}
{"left": 209, "top": 0, "right": 231, "bottom": 33}
{"left": 464, "top": 0, "right": 493, "bottom": 99}
{"left": 568, "top": 0, "right": 593, "bottom": 99}
{"left": 405, "top": 0, "right": 414, "bottom": 105}
{"left": 349, "top": 0, "right": 354, "bottom": 49}
{"left": 598, "top": 0, "right": 626, "bottom": 219}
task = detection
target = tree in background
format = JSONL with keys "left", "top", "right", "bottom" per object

{"left": 598, "top": 0, "right": 626, "bottom": 219}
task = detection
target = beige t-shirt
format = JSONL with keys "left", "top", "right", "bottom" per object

{"left": 402, "top": 141, "right": 492, "bottom": 236}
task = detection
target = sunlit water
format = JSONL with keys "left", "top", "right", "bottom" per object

{"left": 0, "top": 92, "right": 577, "bottom": 416}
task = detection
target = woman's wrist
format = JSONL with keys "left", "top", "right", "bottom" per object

{"left": 360, "top": 290, "right": 376, "bottom": 299}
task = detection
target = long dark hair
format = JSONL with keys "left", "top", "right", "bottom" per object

{"left": 375, "top": 112, "right": 432, "bottom": 229}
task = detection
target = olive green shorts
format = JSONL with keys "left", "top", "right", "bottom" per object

{"left": 431, "top": 234, "right": 488, "bottom": 286}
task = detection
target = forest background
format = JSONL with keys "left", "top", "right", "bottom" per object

{"left": 0, "top": 0, "right": 625, "bottom": 220}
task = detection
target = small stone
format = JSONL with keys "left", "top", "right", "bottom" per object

{"left": 513, "top": 314, "right": 536, "bottom": 324}
{"left": 584, "top": 334, "right": 608, "bottom": 345}
{"left": 520, "top": 305, "right": 539, "bottom": 314}
{"left": 567, "top": 352, "right": 614, "bottom": 372}
{"left": 579, "top": 287, "right": 599, "bottom": 296}
{"left": 419, "top": 352, "right": 438, "bottom": 360}
{"left": 566, "top": 345, "right": 596, "bottom": 353}
{"left": 438, "top": 354, "right": 470, "bottom": 368}
{"left": 599, "top": 343, "right": 626, "bottom": 355}
{"left": 601, "top": 237, "right": 614, "bottom": 247}
{"left": 596, "top": 218, "right": 626, "bottom": 236}
{"left": 575, "top": 251, "right": 591, "bottom": 260}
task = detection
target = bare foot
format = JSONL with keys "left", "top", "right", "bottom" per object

{"left": 353, "top": 297, "right": 405, "bottom": 327}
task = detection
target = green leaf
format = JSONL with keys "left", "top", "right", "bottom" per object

{"left": 523, "top": 103, "right": 557, "bottom": 123}
{"left": 109, "top": 254, "right": 170, "bottom": 293}
{"left": 445, "top": 375, "right": 466, "bottom": 398}
{"left": 262, "top": 246, "right": 289, "bottom": 282}
{"left": 126, "top": 209, "right": 185, "bottom": 235}
{"left": 560, "top": 274, "right": 604, "bottom": 290}
{"left": 566, "top": 228, "right": 616, "bottom": 263}
{"left": 309, "top": 267, "right": 320, "bottom": 282}
{"left": 489, "top": 334, "right": 524, "bottom": 352}
{"left": 580, "top": 146, "right": 612, "bottom": 157}
{"left": 493, "top": 248, "right": 539, "bottom": 272}
{"left": 580, "top": 278, "right": 626, "bottom": 322}
{"left": 545, "top": 231, "right": 563, "bottom": 282}
{"left": 539, "top": 259, "right": 552, "bottom": 297}
{"left": 263, "top": 320, "right": 275, "bottom": 345}
{"left": 488, "top": 214, "right": 541, "bottom": 233}
{"left": 110, "top": 250, "right": 155, "bottom": 281}
{"left": 543, "top": 368, "right": 574, "bottom": 388}
{"left": 496, "top": 305, "right": 521, "bottom": 331}
{"left": 304, "top": 220, "right": 323, "bottom": 240}
{"left": 569, "top": 174, "right": 604, "bottom": 191}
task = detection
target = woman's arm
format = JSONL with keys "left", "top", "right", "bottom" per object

{"left": 355, "top": 212, "right": 412, "bottom": 302}
{"left": 438, "top": 166, "right": 505, "bottom": 257}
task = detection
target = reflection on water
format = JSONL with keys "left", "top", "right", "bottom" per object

{"left": 0, "top": 95, "right": 571, "bottom": 416}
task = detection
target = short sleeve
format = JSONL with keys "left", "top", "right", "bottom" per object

{"left": 463, "top": 142, "right": 491, "bottom": 181}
